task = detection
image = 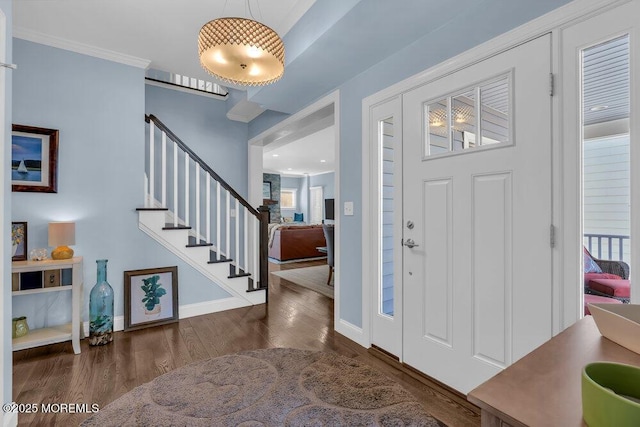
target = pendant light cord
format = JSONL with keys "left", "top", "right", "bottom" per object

{"left": 255, "top": 0, "right": 263, "bottom": 21}
{"left": 220, "top": 0, "right": 262, "bottom": 22}
{"left": 247, "top": 0, "right": 261, "bottom": 20}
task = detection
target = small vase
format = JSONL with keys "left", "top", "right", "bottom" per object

{"left": 89, "top": 259, "right": 114, "bottom": 346}
{"left": 12, "top": 244, "right": 18, "bottom": 257}
{"left": 12, "top": 316, "right": 29, "bottom": 338}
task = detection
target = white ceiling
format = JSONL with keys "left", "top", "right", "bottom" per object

{"left": 13, "top": 0, "right": 574, "bottom": 117}
{"left": 583, "top": 35, "right": 630, "bottom": 126}
{"left": 263, "top": 126, "right": 335, "bottom": 176}
{"left": 13, "top": 0, "right": 316, "bottom": 86}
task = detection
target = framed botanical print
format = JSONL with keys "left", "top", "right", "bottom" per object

{"left": 124, "top": 266, "right": 178, "bottom": 331}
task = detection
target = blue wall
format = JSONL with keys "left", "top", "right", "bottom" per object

{"left": 309, "top": 172, "right": 335, "bottom": 199}
{"left": 278, "top": 173, "right": 333, "bottom": 223}
{"left": 280, "top": 176, "right": 307, "bottom": 220}
{"left": 145, "top": 84, "right": 249, "bottom": 194}
{"left": 11, "top": 40, "right": 230, "bottom": 331}
{"left": 1, "top": 0, "right": 12, "bottom": 415}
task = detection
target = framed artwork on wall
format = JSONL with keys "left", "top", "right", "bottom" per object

{"left": 124, "top": 266, "right": 178, "bottom": 331}
{"left": 263, "top": 181, "right": 272, "bottom": 199}
{"left": 11, "top": 124, "right": 59, "bottom": 193}
{"left": 11, "top": 222, "right": 27, "bottom": 261}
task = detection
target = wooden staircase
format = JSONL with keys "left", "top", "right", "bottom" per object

{"left": 139, "top": 115, "right": 269, "bottom": 307}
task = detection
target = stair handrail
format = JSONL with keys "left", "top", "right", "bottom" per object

{"left": 145, "top": 114, "right": 259, "bottom": 218}
{"left": 145, "top": 114, "right": 269, "bottom": 293}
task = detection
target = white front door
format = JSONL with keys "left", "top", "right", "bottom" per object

{"left": 402, "top": 34, "right": 553, "bottom": 393}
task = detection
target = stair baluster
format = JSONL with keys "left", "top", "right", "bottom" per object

{"left": 148, "top": 120, "right": 154, "bottom": 208}
{"left": 206, "top": 174, "right": 211, "bottom": 244}
{"left": 184, "top": 150, "right": 189, "bottom": 226}
{"left": 216, "top": 181, "right": 221, "bottom": 261}
{"left": 173, "top": 138, "right": 179, "bottom": 227}
{"left": 161, "top": 131, "right": 167, "bottom": 206}
{"left": 195, "top": 162, "right": 201, "bottom": 240}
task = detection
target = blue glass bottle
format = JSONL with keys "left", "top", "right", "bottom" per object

{"left": 89, "top": 259, "right": 114, "bottom": 346}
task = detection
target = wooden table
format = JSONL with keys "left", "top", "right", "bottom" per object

{"left": 468, "top": 316, "right": 640, "bottom": 426}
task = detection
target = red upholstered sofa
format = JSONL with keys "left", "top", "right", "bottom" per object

{"left": 268, "top": 225, "right": 326, "bottom": 261}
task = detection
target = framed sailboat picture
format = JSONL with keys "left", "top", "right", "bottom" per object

{"left": 11, "top": 125, "right": 59, "bottom": 193}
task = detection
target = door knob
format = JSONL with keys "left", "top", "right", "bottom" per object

{"left": 403, "top": 238, "right": 419, "bottom": 248}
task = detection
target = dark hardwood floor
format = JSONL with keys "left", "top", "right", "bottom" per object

{"left": 12, "top": 259, "right": 480, "bottom": 426}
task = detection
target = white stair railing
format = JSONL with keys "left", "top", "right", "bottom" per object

{"left": 144, "top": 114, "right": 269, "bottom": 291}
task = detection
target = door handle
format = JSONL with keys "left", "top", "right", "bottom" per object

{"left": 403, "top": 238, "right": 419, "bottom": 249}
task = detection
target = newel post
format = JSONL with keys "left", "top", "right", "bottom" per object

{"left": 258, "top": 205, "right": 271, "bottom": 301}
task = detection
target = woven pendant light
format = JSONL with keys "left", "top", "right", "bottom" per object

{"left": 198, "top": 17, "right": 285, "bottom": 86}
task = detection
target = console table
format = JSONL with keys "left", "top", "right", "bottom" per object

{"left": 468, "top": 316, "right": 640, "bottom": 426}
{"left": 11, "top": 257, "right": 83, "bottom": 354}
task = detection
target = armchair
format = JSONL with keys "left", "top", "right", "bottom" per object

{"left": 592, "top": 257, "right": 629, "bottom": 279}
{"left": 584, "top": 247, "right": 630, "bottom": 303}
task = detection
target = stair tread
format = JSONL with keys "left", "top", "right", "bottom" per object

{"left": 163, "top": 225, "right": 192, "bottom": 230}
{"left": 136, "top": 207, "right": 169, "bottom": 211}
{"left": 208, "top": 258, "right": 233, "bottom": 264}
{"left": 186, "top": 243, "right": 214, "bottom": 247}
{"left": 228, "top": 273, "right": 251, "bottom": 279}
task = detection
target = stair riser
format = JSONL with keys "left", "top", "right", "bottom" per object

{"left": 183, "top": 245, "right": 211, "bottom": 260}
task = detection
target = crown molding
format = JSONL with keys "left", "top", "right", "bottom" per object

{"left": 13, "top": 26, "right": 151, "bottom": 69}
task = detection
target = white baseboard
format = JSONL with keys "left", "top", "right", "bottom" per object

{"left": 3, "top": 411, "right": 17, "bottom": 427}
{"left": 178, "top": 297, "right": 249, "bottom": 318}
{"left": 82, "top": 297, "right": 248, "bottom": 336}
{"left": 335, "top": 318, "right": 369, "bottom": 348}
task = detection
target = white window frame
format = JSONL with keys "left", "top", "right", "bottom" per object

{"left": 423, "top": 72, "right": 513, "bottom": 160}
{"left": 280, "top": 188, "right": 297, "bottom": 210}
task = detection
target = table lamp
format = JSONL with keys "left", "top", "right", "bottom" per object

{"left": 49, "top": 222, "right": 76, "bottom": 260}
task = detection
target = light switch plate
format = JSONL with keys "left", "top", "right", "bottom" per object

{"left": 344, "top": 201, "right": 354, "bottom": 216}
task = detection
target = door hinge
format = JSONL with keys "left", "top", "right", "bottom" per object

{"left": 550, "top": 224, "right": 556, "bottom": 248}
{"left": 549, "top": 73, "right": 554, "bottom": 97}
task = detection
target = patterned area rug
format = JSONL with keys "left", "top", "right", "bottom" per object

{"left": 82, "top": 348, "right": 444, "bottom": 426}
{"left": 271, "top": 265, "right": 334, "bottom": 298}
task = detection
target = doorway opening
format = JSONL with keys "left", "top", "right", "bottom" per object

{"left": 248, "top": 92, "right": 340, "bottom": 323}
